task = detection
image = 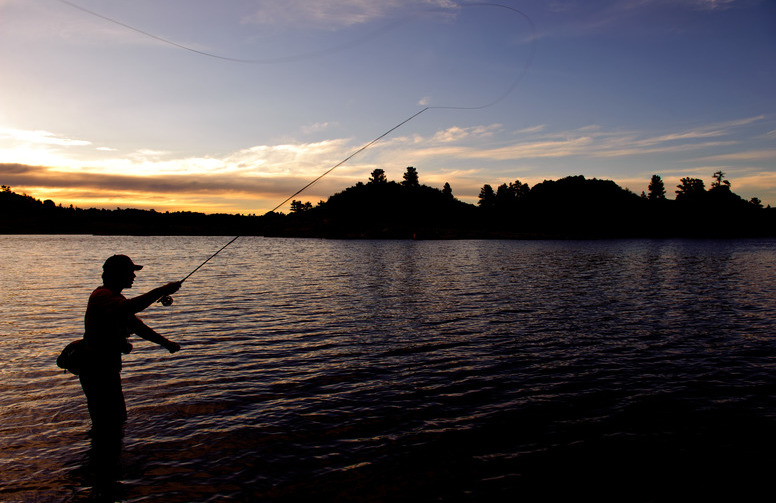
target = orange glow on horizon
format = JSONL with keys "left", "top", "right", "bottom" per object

{"left": 12, "top": 186, "right": 315, "bottom": 215}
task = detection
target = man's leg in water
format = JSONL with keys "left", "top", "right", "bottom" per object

{"left": 79, "top": 370, "right": 127, "bottom": 436}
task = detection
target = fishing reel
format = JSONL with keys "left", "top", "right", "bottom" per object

{"left": 159, "top": 295, "right": 174, "bottom": 307}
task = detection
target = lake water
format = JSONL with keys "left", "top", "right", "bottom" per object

{"left": 1, "top": 236, "right": 775, "bottom": 502}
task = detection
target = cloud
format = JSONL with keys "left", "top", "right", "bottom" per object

{"left": 0, "top": 128, "right": 91, "bottom": 147}
{"left": 224, "top": 138, "right": 357, "bottom": 175}
{"left": 688, "top": 0, "right": 739, "bottom": 10}
{"left": 730, "top": 170, "right": 776, "bottom": 191}
{"left": 386, "top": 115, "right": 769, "bottom": 163}
{"left": 301, "top": 121, "right": 338, "bottom": 134}
{"left": 515, "top": 125, "right": 547, "bottom": 135}
{"left": 0, "top": 161, "right": 352, "bottom": 212}
{"left": 540, "top": 0, "right": 748, "bottom": 42}
{"left": 712, "top": 115, "right": 766, "bottom": 128}
{"left": 690, "top": 150, "right": 776, "bottom": 163}
{"left": 0, "top": 128, "right": 99, "bottom": 168}
{"left": 430, "top": 124, "right": 501, "bottom": 143}
{"left": 0, "top": 134, "right": 374, "bottom": 212}
{"left": 7, "top": 0, "right": 192, "bottom": 51}
{"left": 242, "top": 0, "right": 455, "bottom": 29}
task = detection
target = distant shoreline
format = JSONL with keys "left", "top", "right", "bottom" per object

{"left": 3, "top": 175, "right": 774, "bottom": 239}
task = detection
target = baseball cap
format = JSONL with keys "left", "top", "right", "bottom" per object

{"left": 103, "top": 254, "right": 143, "bottom": 272}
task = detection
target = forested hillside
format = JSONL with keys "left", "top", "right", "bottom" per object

{"left": 2, "top": 168, "right": 773, "bottom": 239}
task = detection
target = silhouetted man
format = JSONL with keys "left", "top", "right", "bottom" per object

{"left": 80, "top": 254, "right": 181, "bottom": 437}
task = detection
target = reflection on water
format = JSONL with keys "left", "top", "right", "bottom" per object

{"left": 1, "top": 236, "right": 775, "bottom": 501}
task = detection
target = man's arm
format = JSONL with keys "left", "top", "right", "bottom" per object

{"left": 124, "top": 281, "right": 181, "bottom": 314}
{"left": 131, "top": 317, "right": 181, "bottom": 353}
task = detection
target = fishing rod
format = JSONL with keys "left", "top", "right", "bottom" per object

{"left": 157, "top": 235, "right": 239, "bottom": 306}
{"left": 157, "top": 108, "right": 433, "bottom": 306}
{"left": 163, "top": 107, "right": 425, "bottom": 300}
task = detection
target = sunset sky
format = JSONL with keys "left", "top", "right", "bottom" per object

{"left": 1, "top": 0, "right": 774, "bottom": 214}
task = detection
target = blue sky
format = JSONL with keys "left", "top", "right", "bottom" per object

{"left": 1, "top": 0, "right": 774, "bottom": 213}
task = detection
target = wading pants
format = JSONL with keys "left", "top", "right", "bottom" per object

{"left": 79, "top": 369, "right": 127, "bottom": 435}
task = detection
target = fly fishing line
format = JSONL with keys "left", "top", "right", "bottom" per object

{"left": 56, "top": 0, "right": 536, "bottom": 292}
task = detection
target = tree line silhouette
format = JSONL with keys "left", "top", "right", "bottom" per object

{"left": 2, "top": 168, "right": 773, "bottom": 238}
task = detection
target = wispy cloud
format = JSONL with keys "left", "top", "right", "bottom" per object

{"left": 541, "top": 0, "right": 746, "bottom": 41}
{"left": 386, "top": 115, "right": 768, "bottom": 162}
{"left": 301, "top": 121, "right": 338, "bottom": 134}
{"left": 515, "top": 125, "right": 547, "bottom": 135}
{"left": 688, "top": 0, "right": 739, "bottom": 11}
{"left": 0, "top": 161, "right": 351, "bottom": 213}
{"left": 224, "top": 138, "right": 361, "bottom": 176}
{"left": 0, "top": 128, "right": 91, "bottom": 147}
{"left": 691, "top": 150, "right": 776, "bottom": 163}
{"left": 0, "top": 132, "right": 378, "bottom": 212}
{"left": 430, "top": 124, "right": 501, "bottom": 143}
{"left": 242, "top": 0, "right": 456, "bottom": 29}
